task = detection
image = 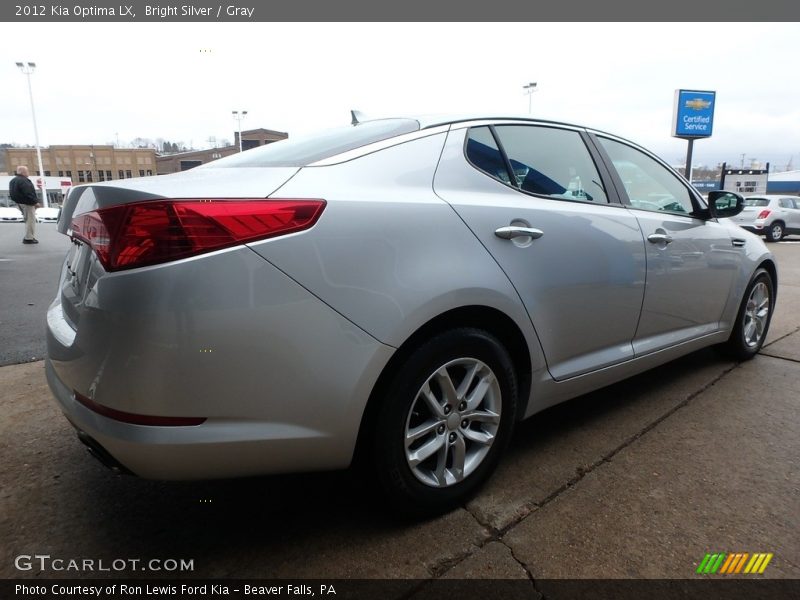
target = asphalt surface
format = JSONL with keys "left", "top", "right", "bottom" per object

{"left": 0, "top": 233, "right": 798, "bottom": 588}
{"left": 0, "top": 222, "right": 70, "bottom": 366}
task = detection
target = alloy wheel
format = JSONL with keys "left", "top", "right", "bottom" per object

{"left": 404, "top": 358, "right": 501, "bottom": 488}
{"left": 743, "top": 281, "right": 770, "bottom": 348}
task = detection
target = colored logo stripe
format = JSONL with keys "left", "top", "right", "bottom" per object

{"left": 697, "top": 554, "right": 713, "bottom": 574}
{"left": 697, "top": 553, "right": 726, "bottom": 574}
{"left": 719, "top": 554, "right": 736, "bottom": 573}
{"left": 699, "top": 552, "right": 773, "bottom": 574}
{"left": 724, "top": 553, "right": 748, "bottom": 574}
{"left": 748, "top": 553, "right": 773, "bottom": 574}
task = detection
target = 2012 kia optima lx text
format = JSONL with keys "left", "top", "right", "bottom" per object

{"left": 46, "top": 115, "right": 777, "bottom": 513}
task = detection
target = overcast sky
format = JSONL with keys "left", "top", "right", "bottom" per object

{"left": 2, "top": 22, "right": 799, "bottom": 170}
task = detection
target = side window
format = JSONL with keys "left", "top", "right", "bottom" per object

{"left": 493, "top": 125, "right": 608, "bottom": 203}
{"left": 598, "top": 137, "right": 694, "bottom": 215}
{"left": 465, "top": 127, "right": 512, "bottom": 184}
{"left": 779, "top": 198, "right": 794, "bottom": 209}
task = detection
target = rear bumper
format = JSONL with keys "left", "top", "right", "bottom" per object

{"left": 47, "top": 357, "right": 386, "bottom": 479}
{"left": 45, "top": 246, "right": 394, "bottom": 480}
{"left": 738, "top": 225, "right": 761, "bottom": 234}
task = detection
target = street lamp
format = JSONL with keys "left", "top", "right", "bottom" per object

{"left": 15, "top": 61, "right": 48, "bottom": 206}
{"left": 523, "top": 82, "right": 537, "bottom": 115}
{"left": 232, "top": 110, "right": 248, "bottom": 152}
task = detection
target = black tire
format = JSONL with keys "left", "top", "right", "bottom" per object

{"left": 765, "top": 222, "right": 784, "bottom": 243}
{"left": 372, "top": 328, "right": 517, "bottom": 515}
{"left": 719, "top": 267, "right": 775, "bottom": 360}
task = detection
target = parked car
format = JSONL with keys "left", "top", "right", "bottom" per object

{"left": 46, "top": 116, "right": 777, "bottom": 513}
{"left": 0, "top": 205, "right": 23, "bottom": 222}
{"left": 36, "top": 206, "right": 61, "bottom": 223}
{"left": 727, "top": 194, "right": 800, "bottom": 242}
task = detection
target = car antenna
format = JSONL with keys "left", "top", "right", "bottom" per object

{"left": 351, "top": 110, "right": 365, "bottom": 126}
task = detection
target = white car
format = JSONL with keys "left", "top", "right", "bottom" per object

{"left": 0, "top": 206, "right": 23, "bottom": 222}
{"left": 728, "top": 195, "right": 800, "bottom": 242}
{"left": 36, "top": 206, "right": 61, "bottom": 223}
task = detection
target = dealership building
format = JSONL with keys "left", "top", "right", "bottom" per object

{"left": 765, "top": 170, "right": 800, "bottom": 194}
{"left": 693, "top": 168, "right": 800, "bottom": 196}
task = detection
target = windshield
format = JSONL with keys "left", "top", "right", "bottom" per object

{"left": 744, "top": 198, "right": 769, "bottom": 207}
{"left": 205, "top": 119, "right": 420, "bottom": 168}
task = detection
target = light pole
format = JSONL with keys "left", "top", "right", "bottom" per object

{"left": 523, "top": 82, "right": 537, "bottom": 115}
{"left": 232, "top": 110, "right": 248, "bottom": 152}
{"left": 89, "top": 145, "right": 98, "bottom": 181}
{"left": 15, "top": 61, "right": 48, "bottom": 206}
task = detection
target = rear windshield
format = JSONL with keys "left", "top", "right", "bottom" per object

{"left": 744, "top": 198, "right": 769, "bottom": 207}
{"left": 205, "top": 119, "right": 420, "bottom": 168}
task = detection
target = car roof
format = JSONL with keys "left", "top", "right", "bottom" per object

{"left": 413, "top": 113, "right": 586, "bottom": 130}
{"left": 408, "top": 114, "right": 638, "bottom": 146}
{"left": 346, "top": 113, "right": 583, "bottom": 129}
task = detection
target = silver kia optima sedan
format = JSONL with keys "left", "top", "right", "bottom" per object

{"left": 46, "top": 116, "right": 776, "bottom": 513}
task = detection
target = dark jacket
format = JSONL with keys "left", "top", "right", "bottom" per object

{"left": 9, "top": 174, "right": 38, "bottom": 206}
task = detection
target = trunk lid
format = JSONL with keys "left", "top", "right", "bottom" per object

{"left": 56, "top": 166, "right": 299, "bottom": 328}
{"left": 57, "top": 166, "right": 299, "bottom": 234}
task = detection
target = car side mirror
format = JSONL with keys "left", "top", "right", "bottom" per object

{"left": 708, "top": 190, "right": 744, "bottom": 219}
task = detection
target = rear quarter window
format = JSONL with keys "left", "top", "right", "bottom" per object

{"left": 465, "top": 127, "right": 512, "bottom": 184}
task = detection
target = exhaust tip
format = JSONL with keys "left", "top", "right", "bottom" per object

{"left": 76, "top": 431, "right": 133, "bottom": 475}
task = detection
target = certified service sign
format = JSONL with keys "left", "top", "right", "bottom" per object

{"left": 672, "top": 89, "right": 716, "bottom": 138}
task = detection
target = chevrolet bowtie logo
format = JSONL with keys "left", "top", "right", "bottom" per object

{"left": 685, "top": 98, "right": 712, "bottom": 110}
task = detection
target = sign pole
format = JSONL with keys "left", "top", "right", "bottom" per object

{"left": 684, "top": 138, "right": 694, "bottom": 180}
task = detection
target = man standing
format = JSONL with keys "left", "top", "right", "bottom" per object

{"left": 9, "top": 165, "right": 41, "bottom": 244}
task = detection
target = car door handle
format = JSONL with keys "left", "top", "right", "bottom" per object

{"left": 495, "top": 226, "right": 544, "bottom": 240}
{"left": 647, "top": 233, "right": 674, "bottom": 245}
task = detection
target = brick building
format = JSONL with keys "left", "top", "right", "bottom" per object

{"left": 2, "top": 145, "right": 156, "bottom": 183}
{"left": 156, "top": 128, "right": 288, "bottom": 175}
{"left": 1, "top": 127, "right": 288, "bottom": 183}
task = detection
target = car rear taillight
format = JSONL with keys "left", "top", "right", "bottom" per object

{"left": 70, "top": 199, "right": 325, "bottom": 272}
{"left": 757, "top": 209, "right": 771, "bottom": 220}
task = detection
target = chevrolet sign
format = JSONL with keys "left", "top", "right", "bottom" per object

{"left": 672, "top": 89, "right": 716, "bottom": 138}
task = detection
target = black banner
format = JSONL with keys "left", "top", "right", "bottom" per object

{"left": 3, "top": 579, "right": 800, "bottom": 600}
{"left": 1, "top": 0, "right": 800, "bottom": 22}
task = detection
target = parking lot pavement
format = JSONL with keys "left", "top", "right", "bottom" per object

{"left": 503, "top": 347, "right": 800, "bottom": 579}
{"left": 0, "top": 223, "right": 71, "bottom": 366}
{"left": 1, "top": 245, "right": 798, "bottom": 584}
